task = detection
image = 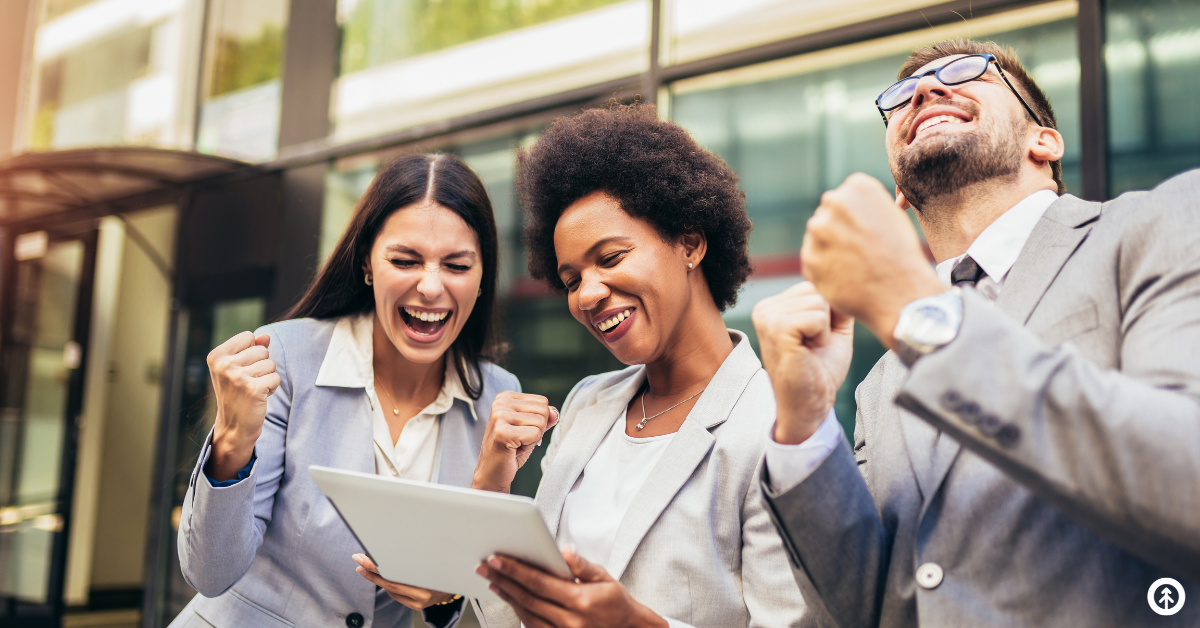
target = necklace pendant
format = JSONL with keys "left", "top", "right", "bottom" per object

{"left": 636, "top": 417, "right": 649, "bottom": 430}
{"left": 392, "top": 408, "right": 400, "bottom": 415}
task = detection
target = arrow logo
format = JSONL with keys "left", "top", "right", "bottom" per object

{"left": 1149, "top": 578, "right": 1186, "bottom": 616}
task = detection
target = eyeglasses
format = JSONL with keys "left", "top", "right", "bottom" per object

{"left": 875, "top": 53, "right": 1044, "bottom": 128}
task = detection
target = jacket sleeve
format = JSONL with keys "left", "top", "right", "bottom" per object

{"left": 176, "top": 327, "right": 292, "bottom": 597}
{"left": 740, "top": 456, "right": 809, "bottom": 627}
{"left": 762, "top": 408, "right": 891, "bottom": 628}
{"left": 897, "top": 279, "right": 1200, "bottom": 580}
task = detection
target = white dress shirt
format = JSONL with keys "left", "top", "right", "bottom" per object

{"left": 764, "top": 189, "right": 1060, "bottom": 494}
{"left": 314, "top": 313, "right": 477, "bottom": 482}
{"left": 557, "top": 416, "right": 675, "bottom": 573}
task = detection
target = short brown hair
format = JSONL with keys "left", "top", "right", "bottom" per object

{"left": 517, "top": 102, "right": 752, "bottom": 311}
{"left": 898, "top": 39, "right": 1065, "bottom": 194}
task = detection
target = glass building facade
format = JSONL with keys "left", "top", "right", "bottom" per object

{"left": 2, "top": 0, "right": 1199, "bottom": 625}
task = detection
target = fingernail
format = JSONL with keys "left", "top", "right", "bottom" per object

{"left": 487, "top": 555, "right": 502, "bottom": 569}
{"left": 475, "top": 564, "right": 487, "bottom": 577}
{"left": 356, "top": 566, "right": 364, "bottom": 574}
{"left": 352, "top": 554, "right": 363, "bottom": 564}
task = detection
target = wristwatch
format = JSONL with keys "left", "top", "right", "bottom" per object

{"left": 893, "top": 288, "right": 964, "bottom": 367}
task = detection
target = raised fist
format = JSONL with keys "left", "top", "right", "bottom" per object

{"left": 472, "top": 391, "right": 559, "bottom": 493}
{"left": 205, "top": 331, "right": 280, "bottom": 481}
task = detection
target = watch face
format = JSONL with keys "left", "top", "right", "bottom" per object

{"left": 910, "top": 304, "right": 958, "bottom": 346}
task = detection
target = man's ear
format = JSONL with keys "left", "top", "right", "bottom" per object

{"left": 679, "top": 230, "right": 707, "bottom": 266}
{"left": 894, "top": 186, "right": 913, "bottom": 211}
{"left": 1029, "top": 126, "right": 1065, "bottom": 165}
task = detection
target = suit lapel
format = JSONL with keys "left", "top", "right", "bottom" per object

{"left": 995, "top": 195, "right": 1100, "bottom": 323}
{"left": 911, "top": 195, "right": 1100, "bottom": 508}
{"left": 535, "top": 376, "right": 641, "bottom": 537}
{"left": 604, "top": 337, "right": 759, "bottom": 580}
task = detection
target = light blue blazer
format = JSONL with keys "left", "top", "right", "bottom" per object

{"left": 170, "top": 316, "right": 519, "bottom": 628}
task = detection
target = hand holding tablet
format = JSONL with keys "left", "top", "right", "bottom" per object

{"left": 309, "top": 466, "right": 571, "bottom": 603}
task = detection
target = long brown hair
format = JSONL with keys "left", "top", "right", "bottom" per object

{"left": 285, "top": 153, "right": 501, "bottom": 398}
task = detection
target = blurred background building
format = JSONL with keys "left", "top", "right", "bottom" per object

{"left": 0, "top": 0, "right": 1197, "bottom": 626}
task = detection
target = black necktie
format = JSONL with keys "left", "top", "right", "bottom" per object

{"left": 951, "top": 255, "right": 986, "bottom": 288}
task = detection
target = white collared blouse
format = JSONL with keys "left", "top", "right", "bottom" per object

{"left": 313, "top": 312, "right": 478, "bottom": 481}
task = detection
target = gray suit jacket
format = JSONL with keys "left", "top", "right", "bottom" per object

{"left": 477, "top": 331, "right": 806, "bottom": 628}
{"left": 171, "top": 317, "right": 519, "bottom": 628}
{"left": 763, "top": 170, "right": 1200, "bottom": 627}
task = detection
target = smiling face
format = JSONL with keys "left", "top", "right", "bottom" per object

{"left": 554, "top": 191, "right": 697, "bottom": 366}
{"left": 886, "top": 54, "right": 1032, "bottom": 211}
{"left": 365, "top": 201, "right": 483, "bottom": 364}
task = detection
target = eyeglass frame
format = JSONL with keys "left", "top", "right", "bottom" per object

{"left": 874, "top": 53, "right": 1045, "bottom": 129}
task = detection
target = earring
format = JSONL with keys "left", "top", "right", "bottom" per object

{"left": 688, "top": 262, "right": 694, "bottom": 269}
{"left": 365, "top": 275, "right": 373, "bottom": 286}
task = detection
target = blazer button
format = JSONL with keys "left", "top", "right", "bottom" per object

{"left": 346, "top": 612, "right": 364, "bottom": 628}
{"left": 916, "top": 562, "right": 944, "bottom": 589}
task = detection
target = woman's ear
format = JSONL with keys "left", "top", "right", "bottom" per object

{"left": 362, "top": 261, "right": 373, "bottom": 286}
{"left": 679, "top": 230, "right": 707, "bottom": 267}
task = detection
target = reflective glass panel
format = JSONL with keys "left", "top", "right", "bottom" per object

{"left": 1106, "top": 0, "right": 1200, "bottom": 195}
{"left": 332, "top": 0, "right": 648, "bottom": 141}
{"left": 670, "top": 7, "right": 1080, "bottom": 433}
{"left": 26, "top": 0, "right": 191, "bottom": 150}
{"left": 196, "top": 0, "right": 290, "bottom": 162}
{"left": 0, "top": 238, "right": 85, "bottom": 604}
{"left": 667, "top": 0, "right": 945, "bottom": 65}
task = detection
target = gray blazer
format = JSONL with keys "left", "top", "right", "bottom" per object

{"left": 763, "top": 171, "right": 1200, "bottom": 627}
{"left": 477, "top": 331, "right": 806, "bottom": 628}
{"left": 171, "top": 317, "right": 519, "bottom": 628}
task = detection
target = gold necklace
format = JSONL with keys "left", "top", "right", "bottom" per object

{"left": 375, "top": 377, "right": 401, "bottom": 416}
{"left": 637, "top": 386, "right": 703, "bottom": 430}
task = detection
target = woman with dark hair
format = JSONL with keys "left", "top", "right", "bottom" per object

{"left": 170, "top": 153, "right": 520, "bottom": 628}
{"left": 467, "top": 103, "right": 808, "bottom": 627}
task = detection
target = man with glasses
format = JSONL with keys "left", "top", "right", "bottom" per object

{"left": 752, "top": 39, "right": 1200, "bottom": 626}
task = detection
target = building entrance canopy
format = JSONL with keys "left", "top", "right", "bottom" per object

{"left": 0, "top": 147, "right": 251, "bottom": 227}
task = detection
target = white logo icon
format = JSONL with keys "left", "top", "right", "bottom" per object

{"left": 1148, "top": 578, "right": 1186, "bottom": 616}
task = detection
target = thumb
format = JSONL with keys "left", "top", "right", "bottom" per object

{"left": 547, "top": 406, "right": 560, "bottom": 429}
{"left": 830, "top": 308, "right": 855, "bottom": 336}
{"left": 562, "top": 544, "right": 609, "bottom": 583}
{"left": 255, "top": 334, "right": 271, "bottom": 348}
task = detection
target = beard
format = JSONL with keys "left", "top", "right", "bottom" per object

{"left": 891, "top": 101, "right": 1024, "bottom": 214}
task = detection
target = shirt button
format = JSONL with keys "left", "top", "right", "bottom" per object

{"left": 346, "top": 612, "right": 364, "bottom": 628}
{"left": 916, "top": 562, "right": 944, "bottom": 589}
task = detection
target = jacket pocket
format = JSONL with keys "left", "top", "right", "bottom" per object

{"left": 1041, "top": 302, "right": 1099, "bottom": 346}
{"left": 215, "top": 589, "right": 295, "bottom": 628}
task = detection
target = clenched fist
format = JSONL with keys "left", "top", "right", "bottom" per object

{"left": 753, "top": 282, "right": 854, "bottom": 445}
{"left": 800, "top": 173, "right": 943, "bottom": 345}
{"left": 206, "top": 331, "right": 280, "bottom": 481}
{"left": 472, "top": 391, "right": 559, "bottom": 493}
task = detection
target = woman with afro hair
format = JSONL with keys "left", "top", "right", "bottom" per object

{"left": 468, "top": 103, "right": 809, "bottom": 627}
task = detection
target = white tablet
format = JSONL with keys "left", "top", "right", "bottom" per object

{"left": 309, "top": 465, "right": 571, "bottom": 603}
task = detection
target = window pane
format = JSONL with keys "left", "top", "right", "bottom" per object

{"left": 26, "top": 0, "right": 191, "bottom": 150}
{"left": 331, "top": 0, "right": 648, "bottom": 141}
{"left": 1106, "top": 0, "right": 1200, "bottom": 196}
{"left": 667, "top": 0, "right": 947, "bottom": 65}
{"left": 196, "top": 0, "right": 289, "bottom": 162}
{"left": 670, "top": 7, "right": 1080, "bottom": 434}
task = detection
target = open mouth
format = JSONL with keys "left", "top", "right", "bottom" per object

{"left": 596, "top": 308, "right": 634, "bottom": 335}
{"left": 909, "top": 110, "right": 972, "bottom": 144}
{"left": 401, "top": 306, "right": 450, "bottom": 336}
{"left": 916, "top": 114, "right": 966, "bottom": 135}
